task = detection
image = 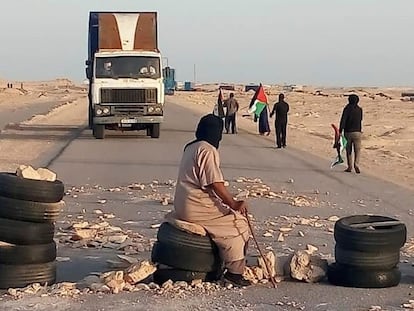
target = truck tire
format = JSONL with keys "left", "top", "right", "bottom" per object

{"left": 0, "top": 218, "right": 55, "bottom": 245}
{"left": 334, "top": 215, "right": 406, "bottom": 252}
{"left": 0, "top": 242, "right": 56, "bottom": 265}
{"left": 327, "top": 263, "right": 401, "bottom": 288}
{"left": 0, "top": 173, "right": 64, "bottom": 203}
{"left": 153, "top": 267, "right": 221, "bottom": 285}
{"left": 334, "top": 245, "right": 400, "bottom": 270}
{"left": 0, "top": 261, "right": 56, "bottom": 289}
{"left": 151, "top": 241, "right": 222, "bottom": 273}
{"left": 151, "top": 123, "right": 160, "bottom": 138}
{"left": 0, "top": 195, "right": 64, "bottom": 223}
{"left": 88, "top": 104, "right": 93, "bottom": 129}
{"left": 93, "top": 125, "right": 105, "bottom": 139}
{"left": 146, "top": 127, "right": 151, "bottom": 136}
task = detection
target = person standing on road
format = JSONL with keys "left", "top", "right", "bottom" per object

{"left": 339, "top": 94, "right": 363, "bottom": 174}
{"left": 223, "top": 93, "right": 239, "bottom": 134}
{"left": 173, "top": 114, "right": 251, "bottom": 287}
{"left": 270, "top": 93, "right": 290, "bottom": 148}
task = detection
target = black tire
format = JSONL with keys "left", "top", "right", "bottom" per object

{"left": 157, "top": 222, "right": 216, "bottom": 251}
{"left": 0, "top": 218, "right": 55, "bottom": 245}
{"left": 151, "top": 123, "right": 160, "bottom": 138}
{"left": 153, "top": 268, "right": 220, "bottom": 285}
{"left": 151, "top": 242, "right": 222, "bottom": 273}
{"left": 146, "top": 127, "right": 151, "bottom": 136}
{"left": 88, "top": 103, "right": 94, "bottom": 129}
{"left": 0, "top": 195, "right": 64, "bottom": 223}
{"left": 334, "top": 215, "right": 406, "bottom": 252}
{"left": 0, "top": 173, "right": 64, "bottom": 203}
{"left": 0, "top": 242, "right": 56, "bottom": 265}
{"left": 327, "top": 263, "right": 401, "bottom": 288}
{"left": 0, "top": 262, "right": 56, "bottom": 289}
{"left": 335, "top": 245, "right": 400, "bottom": 270}
{"left": 93, "top": 125, "right": 105, "bottom": 139}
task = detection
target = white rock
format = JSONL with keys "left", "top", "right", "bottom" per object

{"left": 36, "top": 168, "right": 57, "bottom": 181}
{"left": 16, "top": 165, "right": 41, "bottom": 180}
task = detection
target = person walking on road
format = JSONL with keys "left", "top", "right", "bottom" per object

{"left": 255, "top": 105, "right": 271, "bottom": 136}
{"left": 173, "top": 114, "right": 251, "bottom": 287}
{"left": 270, "top": 93, "right": 290, "bottom": 148}
{"left": 223, "top": 93, "right": 239, "bottom": 134}
{"left": 339, "top": 94, "right": 363, "bottom": 174}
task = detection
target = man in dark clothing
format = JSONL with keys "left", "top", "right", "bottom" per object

{"left": 270, "top": 93, "right": 290, "bottom": 148}
{"left": 339, "top": 94, "right": 363, "bottom": 174}
{"left": 223, "top": 93, "right": 239, "bottom": 134}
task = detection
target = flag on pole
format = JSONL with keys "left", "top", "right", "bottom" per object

{"left": 331, "top": 124, "right": 348, "bottom": 168}
{"left": 213, "top": 88, "right": 225, "bottom": 118}
{"left": 248, "top": 84, "right": 268, "bottom": 117}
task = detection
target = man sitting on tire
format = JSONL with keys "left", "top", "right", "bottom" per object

{"left": 173, "top": 114, "right": 251, "bottom": 287}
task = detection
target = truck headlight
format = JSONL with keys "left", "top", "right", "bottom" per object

{"left": 155, "top": 107, "right": 162, "bottom": 113}
{"left": 96, "top": 109, "right": 103, "bottom": 115}
{"left": 148, "top": 107, "right": 154, "bottom": 113}
{"left": 103, "top": 107, "right": 110, "bottom": 114}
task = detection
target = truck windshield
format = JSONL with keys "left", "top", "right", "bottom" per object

{"left": 95, "top": 56, "right": 161, "bottom": 79}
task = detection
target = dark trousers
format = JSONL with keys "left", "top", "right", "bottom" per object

{"left": 275, "top": 121, "right": 287, "bottom": 147}
{"left": 225, "top": 114, "right": 237, "bottom": 134}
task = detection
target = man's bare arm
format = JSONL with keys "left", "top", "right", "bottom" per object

{"left": 208, "top": 182, "right": 248, "bottom": 214}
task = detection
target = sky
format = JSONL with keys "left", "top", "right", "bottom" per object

{"left": 0, "top": 0, "right": 413, "bottom": 87}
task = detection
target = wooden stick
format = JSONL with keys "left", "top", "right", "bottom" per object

{"left": 350, "top": 220, "right": 403, "bottom": 229}
{"left": 245, "top": 215, "right": 278, "bottom": 288}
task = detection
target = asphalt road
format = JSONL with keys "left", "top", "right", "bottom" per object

{"left": 2, "top": 101, "right": 414, "bottom": 311}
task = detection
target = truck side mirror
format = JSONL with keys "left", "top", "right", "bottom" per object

{"left": 85, "top": 60, "right": 91, "bottom": 66}
{"left": 86, "top": 67, "right": 91, "bottom": 79}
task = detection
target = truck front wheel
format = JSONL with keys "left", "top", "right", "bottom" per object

{"left": 151, "top": 123, "right": 160, "bottom": 138}
{"left": 93, "top": 125, "right": 105, "bottom": 139}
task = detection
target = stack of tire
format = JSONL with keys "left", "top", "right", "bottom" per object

{"left": 328, "top": 215, "right": 407, "bottom": 288}
{"left": 151, "top": 222, "right": 223, "bottom": 285}
{"left": 0, "top": 173, "right": 64, "bottom": 289}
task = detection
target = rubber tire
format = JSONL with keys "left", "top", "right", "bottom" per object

{"left": 0, "top": 242, "right": 56, "bottom": 265}
{"left": 153, "top": 268, "right": 221, "bottom": 285}
{"left": 93, "top": 125, "right": 105, "bottom": 139}
{"left": 157, "top": 222, "right": 217, "bottom": 251}
{"left": 88, "top": 101, "right": 93, "bottom": 129}
{"left": 146, "top": 127, "right": 151, "bottom": 136}
{"left": 334, "top": 215, "right": 406, "bottom": 252}
{"left": 327, "top": 263, "right": 401, "bottom": 288}
{"left": 0, "top": 261, "right": 56, "bottom": 289}
{"left": 0, "top": 195, "right": 64, "bottom": 223}
{"left": 0, "top": 173, "right": 64, "bottom": 203}
{"left": 335, "top": 245, "right": 400, "bottom": 270}
{"left": 0, "top": 218, "right": 55, "bottom": 245}
{"left": 151, "top": 241, "right": 222, "bottom": 273}
{"left": 151, "top": 123, "right": 160, "bottom": 138}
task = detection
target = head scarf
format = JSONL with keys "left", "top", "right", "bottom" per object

{"left": 185, "top": 114, "right": 224, "bottom": 150}
{"left": 348, "top": 94, "right": 359, "bottom": 106}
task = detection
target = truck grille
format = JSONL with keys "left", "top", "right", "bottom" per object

{"left": 100, "top": 88, "right": 157, "bottom": 104}
{"left": 112, "top": 105, "right": 145, "bottom": 115}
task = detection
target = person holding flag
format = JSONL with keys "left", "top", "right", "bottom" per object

{"left": 249, "top": 85, "right": 270, "bottom": 136}
{"left": 270, "top": 93, "right": 290, "bottom": 148}
{"left": 213, "top": 88, "right": 225, "bottom": 120}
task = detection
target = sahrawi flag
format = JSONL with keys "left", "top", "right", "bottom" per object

{"left": 213, "top": 89, "right": 225, "bottom": 118}
{"left": 248, "top": 84, "right": 268, "bottom": 117}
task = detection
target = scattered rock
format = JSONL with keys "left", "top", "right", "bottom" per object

{"left": 124, "top": 261, "right": 157, "bottom": 285}
{"left": 289, "top": 250, "right": 327, "bottom": 283}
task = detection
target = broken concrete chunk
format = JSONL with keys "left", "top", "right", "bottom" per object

{"left": 289, "top": 250, "right": 327, "bottom": 283}
{"left": 16, "top": 165, "right": 41, "bottom": 180}
{"left": 124, "top": 261, "right": 157, "bottom": 285}
{"left": 71, "top": 229, "right": 97, "bottom": 241}
{"left": 36, "top": 168, "right": 57, "bottom": 182}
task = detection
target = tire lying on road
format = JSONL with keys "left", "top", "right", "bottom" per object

{"left": 327, "top": 263, "right": 401, "bottom": 288}
{"left": 334, "top": 244, "right": 400, "bottom": 270}
{"left": 0, "top": 218, "right": 55, "bottom": 245}
{"left": 0, "top": 242, "right": 56, "bottom": 265}
{"left": 151, "top": 241, "right": 222, "bottom": 273}
{"left": 0, "top": 261, "right": 56, "bottom": 289}
{"left": 0, "top": 173, "right": 65, "bottom": 203}
{"left": 334, "top": 215, "right": 406, "bottom": 252}
{"left": 0, "top": 195, "right": 64, "bottom": 223}
{"left": 153, "top": 267, "right": 221, "bottom": 285}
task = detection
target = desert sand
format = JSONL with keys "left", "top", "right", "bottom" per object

{"left": 170, "top": 84, "right": 414, "bottom": 191}
{"left": 0, "top": 79, "right": 413, "bottom": 190}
